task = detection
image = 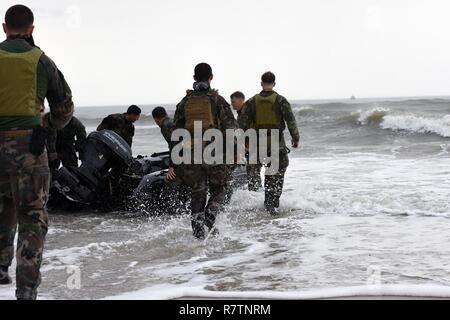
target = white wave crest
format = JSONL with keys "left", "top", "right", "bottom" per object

{"left": 356, "top": 107, "right": 390, "bottom": 125}
{"left": 296, "top": 106, "right": 316, "bottom": 116}
{"left": 381, "top": 114, "right": 450, "bottom": 137}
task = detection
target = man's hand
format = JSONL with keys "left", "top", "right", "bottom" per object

{"left": 165, "top": 167, "right": 177, "bottom": 181}
{"left": 292, "top": 141, "right": 299, "bottom": 149}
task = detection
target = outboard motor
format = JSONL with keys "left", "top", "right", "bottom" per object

{"left": 50, "top": 130, "right": 134, "bottom": 209}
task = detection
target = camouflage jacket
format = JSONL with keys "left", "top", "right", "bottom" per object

{"left": 47, "top": 116, "right": 87, "bottom": 156}
{"left": 0, "top": 37, "right": 74, "bottom": 130}
{"left": 97, "top": 113, "right": 135, "bottom": 147}
{"left": 236, "top": 104, "right": 248, "bottom": 129}
{"left": 242, "top": 90, "right": 300, "bottom": 149}
{"left": 172, "top": 85, "right": 237, "bottom": 164}
{"left": 161, "top": 117, "right": 175, "bottom": 147}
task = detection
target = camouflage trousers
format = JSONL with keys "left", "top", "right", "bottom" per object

{"left": 224, "top": 165, "right": 237, "bottom": 205}
{"left": 247, "top": 149, "right": 290, "bottom": 207}
{"left": 174, "top": 164, "right": 227, "bottom": 230}
{"left": 0, "top": 130, "right": 49, "bottom": 300}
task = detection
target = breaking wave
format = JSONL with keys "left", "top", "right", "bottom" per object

{"left": 355, "top": 107, "right": 390, "bottom": 125}
{"left": 296, "top": 106, "right": 316, "bottom": 116}
{"left": 348, "top": 107, "right": 450, "bottom": 138}
{"left": 381, "top": 114, "right": 450, "bottom": 138}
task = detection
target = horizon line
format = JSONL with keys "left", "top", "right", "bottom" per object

{"left": 74, "top": 94, "right": 450, "bottom": 108}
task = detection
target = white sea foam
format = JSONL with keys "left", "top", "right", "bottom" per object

{"left": 97, "top": 155, "right": 450, "bottom": 300}
{"left": 42, "top": 240, "right": 137, "bottom": 271}
{"left": 0, "top": 287, "right": 54, "bottom": 300}
{"left": 279, "top": 155, "right": 450, "bottom": 217}
{"left": 104, "top": 284, "right": 450, "bottom": 300}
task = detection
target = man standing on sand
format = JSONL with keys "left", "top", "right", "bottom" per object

{"left": 0, "top": 5, "right": 74, "bottom": 300}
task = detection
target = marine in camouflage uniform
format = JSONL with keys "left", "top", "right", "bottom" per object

{"left": 0, "top": 10, "right": 74, "bottom": 300}
{"left": 238, "top": 101, "right": 263, "bottom": 191}
{"left": 172, "top": 68, "right": 237, "bottom": 239}
{"left": 47, "top": 116, "right": 86, "bottom": 168}
{"left": 97, "top": 112, "right": 136, "bottom": 147}
{"left": 152, "top": 106, "right": 175, "bottom": 148}
{"left": 160, "top": 117, "right": 175, "bottom": 147}
{"left": 223, "top": 104, "right": 249, "bottom": 202}
{"left": 236, "top": 106, "right": 247, "bottom": 129}
{"left": 241, "top": 75, "right": 300, "bottom": 214}
{"left": 224, "top": 92, "right": 247, "bottom": 204}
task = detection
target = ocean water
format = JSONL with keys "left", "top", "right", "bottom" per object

{"left": 1, "top": 96, "right": 450, "bottom": 300}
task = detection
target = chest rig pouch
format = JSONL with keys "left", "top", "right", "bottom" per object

{"left": 255, "top": 93, "right": 281, "bottom": 129}
{"left": 184, "top": 91, "right": 218, "bottom": 132}
{"left": 0, "top": 47, "right": 43, "bottom": 119}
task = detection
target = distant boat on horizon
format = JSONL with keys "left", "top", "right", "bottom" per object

{"left": 350, "top": 95, "right": 356, "bottom": 100}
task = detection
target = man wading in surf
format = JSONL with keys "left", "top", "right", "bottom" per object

{"left": 169, "top": 63, "right": 237, "bottom": 239}
{"left": 241, "top": 71, "right": 300, "bottom": 215}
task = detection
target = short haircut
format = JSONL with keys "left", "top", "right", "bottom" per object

{"left": 261, "top": 71, "right": 276, "bottom": 84}
{"left": 127, "top": 105, "right": 142, "bottom": 115}
{"left": 152, "top": 106, "right": 167, "bottom": 119}
{"left": 5, "top": 5, "right": 34, "bottom": 31}
{"left": 194, "top": 63, "right": 213, "bottom": 82}
{"left": 230, "top": 91, "right": 245, "bottom": 100}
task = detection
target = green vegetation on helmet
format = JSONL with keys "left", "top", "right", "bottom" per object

{"left": 0, "top": 47, "right": 42, "bottom": 123}
{"left": 254, "top": 92, "right": 281, "bottom": 129}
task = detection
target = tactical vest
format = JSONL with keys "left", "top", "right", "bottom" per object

{"left": 254, "top": 92, "right": 281, "bottom": 129}
{"left": 184, "top": 90, "right": 218, "bottom": 132}
{"left": 0, "top": 47, "right": 43, "bottom": 124}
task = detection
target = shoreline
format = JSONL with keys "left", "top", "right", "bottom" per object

{"left": 104, "top": 285, "right": 450, "bottom": 300}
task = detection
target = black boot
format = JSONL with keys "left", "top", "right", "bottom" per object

{"left": 0, "top": 266, "right": 12, "bottom": 285}
{"left": 265, "top": 195, "right": 280, "bottom": 216}
{"left": 205, "top": 211, "right": 219, "bottom": 237}
{"left": 191, "top": 213, "right": 206, "bottom": 240}
{"left": 16, "top": 287, "right": 37, "bottom": 300}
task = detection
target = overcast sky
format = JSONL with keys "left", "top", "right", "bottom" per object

{"left": 2, "top": 0, "right": 450, "bottom": 106}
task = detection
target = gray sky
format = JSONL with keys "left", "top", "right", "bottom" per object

{"left": 2, "top": 0, "right": 450, "bottom": 106}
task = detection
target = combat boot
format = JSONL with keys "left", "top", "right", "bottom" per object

{"left": 191, "top": 213, "right": 206, "bottom": 240}
{"left": 0, "top": 266, "right": 12, "bottom": 285}
{"left": 16, "top": 287, "right": 37, "bottom": 300}
{"left": 205, "top": 211, "right": 219, "bottom": 238}
{"left": 265, "top": 195, "right": 280, "bottom": 216}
